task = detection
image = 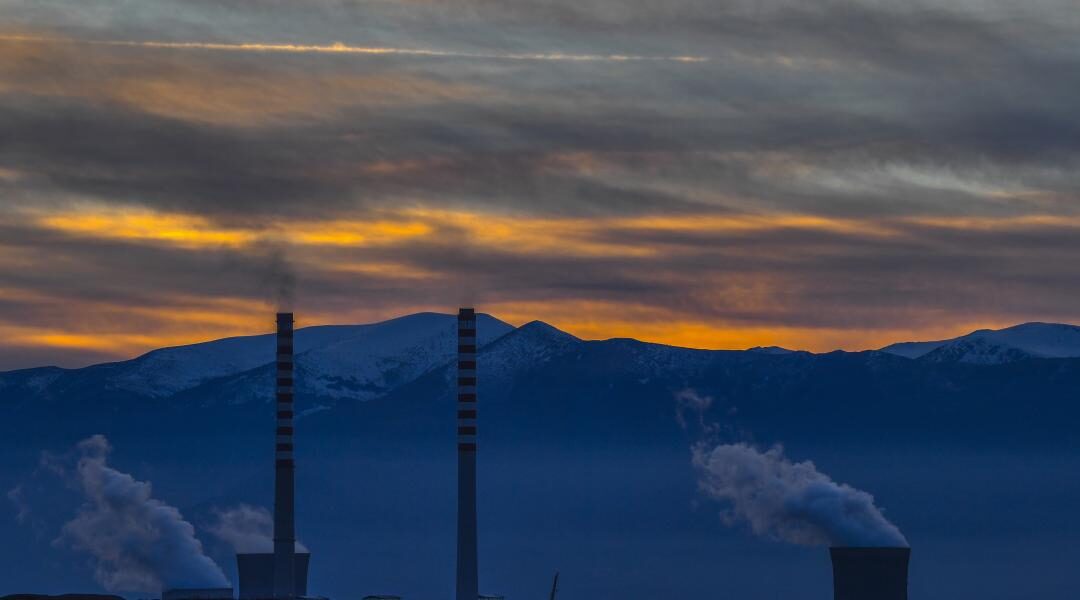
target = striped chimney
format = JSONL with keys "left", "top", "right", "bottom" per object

{"left": 456, "top": 308, "right": 479, "bottom": 600}
{"left": 273, "top": 312, "right": 296, "bottom": 599}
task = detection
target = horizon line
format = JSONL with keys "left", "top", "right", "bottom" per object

{"left": 3, "top": 314, "right": 1073, "bottom": 373}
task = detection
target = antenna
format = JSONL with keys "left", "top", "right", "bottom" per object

{"left": 549, "top": 571, "right": 559, "bottom": 600}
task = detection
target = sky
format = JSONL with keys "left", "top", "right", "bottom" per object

{"left": 1, "top": 0, "right": 1080, "bottom": 370}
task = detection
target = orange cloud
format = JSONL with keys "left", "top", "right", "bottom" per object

{"left": 33, "top": 206, "right": 432, "bottom": 249}
{"left": 11, "top": 203, "right": 1080, "bottom": 364}
{"left": 32, "top": 202, "right": 1080, "bottom": 257}
{"left": 40, "top": 211, "right": 257, "bottom": 248}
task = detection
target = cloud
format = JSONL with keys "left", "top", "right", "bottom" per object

{"left": 0, "top": 34, "right": 708, "bottom": 63}
{"left": 675, "top": 388, "right": 713, "bottom": 430}
{"left": 7, "top": 484, "right": 30, "bottom": 523}
{"left": 2, "top": 0, "right": 1080, "bottom": 367}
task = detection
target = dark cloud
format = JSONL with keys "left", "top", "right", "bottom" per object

{"left": 2, "top": 0, "right": 1080, "bottom": 367}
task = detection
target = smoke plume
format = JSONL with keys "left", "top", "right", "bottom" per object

{"left": 54, "top": 435, "right": 229, "bottom": 592}
{"left": 675, "top": 388, "right": 714, "bottom": 430}
{"left": 692, "top": 442, "right": 907, "bottom": 547}
{"left": 253, "top": 242, "right": 296, "bottom": 312}
{"left": 206, "top": 504, "right": 307, "bottom": 553}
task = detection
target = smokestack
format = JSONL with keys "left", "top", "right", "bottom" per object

{"left": 273, "top": 312, "right": 296, "bottom": 599}
{"left": 830, "top": 547, "right": 910, "bottom": 600}
{"left": 456, "top": 308, "right": 479, "bottom": 600}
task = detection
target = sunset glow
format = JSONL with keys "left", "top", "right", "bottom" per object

{"left": 2, "top": 10, "right": 1079, "bottom": 370}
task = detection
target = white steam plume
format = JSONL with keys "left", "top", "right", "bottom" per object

{"left": 692, "top": 442, "right": 907, "bottom": 547}
{"left": 206, "top": 504, "right": 307, "bottom": 553}
{"left": 54, "top": 435, "right": 229, "bottom": 592}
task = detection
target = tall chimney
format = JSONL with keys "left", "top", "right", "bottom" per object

{"left": 830, "top": 547, "right": 910, "bottom": 600}
{"left": 273, "top": 312, "right": 296, "bottom": 599}
{"left": 456, "top": 308, "right": 479, "bottom": 600}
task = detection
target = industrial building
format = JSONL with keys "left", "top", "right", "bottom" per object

{"left": 155, "top": 309, "right": 913, "bottom": 600}
{"left": 161, "top": 590, "right": 234, "bottom": 600}
{"left": 166, "top": 313, "right": 311, "bottom": 600}
{"left": 235, "top": 552, "right": 311, "bottom": 600}
{"left": 830, "top": 546, "right": 910, "bottom": 600}
{"left": 165, "top": 310, "right": 493, "bottom": 600}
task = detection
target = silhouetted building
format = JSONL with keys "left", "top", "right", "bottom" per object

{"left": 162, "top": 589, "right": 233, "bottom": 600}
{"left": 456, "top": 308, "right": 479, "bottom": 600}
{"left": 237, "top": 552, "right": 311, "bottom": 600}
{"left": 830, "top": 547, "right": 910, "bottom": 600}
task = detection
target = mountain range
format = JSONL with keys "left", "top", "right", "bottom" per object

{"left": 1, "top": 315, "right": 1079, "bottom": 600}
{"left": 5, "top": 316, "right": 1080, "bottom": 410}
{"left": 879, "top": 322, "right": 1080, "bottom": 363}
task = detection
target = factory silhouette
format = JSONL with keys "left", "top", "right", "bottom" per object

{"left": 7, "top": 309, "right": 911, "bottom": 600}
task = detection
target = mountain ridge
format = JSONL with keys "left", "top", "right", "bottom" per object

{"left": 4, "top": 317, "right": 1080, "bottom": 407}
{"left": 879, "top": 322, "right": 1080, "bottom": 364}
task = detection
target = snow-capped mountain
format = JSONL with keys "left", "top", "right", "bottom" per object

{"left": 0, "top": 313, "right": 514, "bottom": 406}
{"left": 3, "top": 315, "right": 1080, "bottom": 600}
{"left": 296, "top": 312, "right": 513, "bottom": 401}
{"left": 5, "top": 316, "right": 1080, "bottom": 412}
{"left": 480, "top": 320, "right": 581, "bottom": 382}
{"left": 880, "top": 322, "right": 1080, "bottom": 364}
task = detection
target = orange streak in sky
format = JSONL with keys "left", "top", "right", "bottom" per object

{"left": 10, "top": 205, "right": 1078, "bottom": 363}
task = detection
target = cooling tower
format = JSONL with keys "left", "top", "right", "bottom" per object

{"left": 456, "top": 308, "right": 479, "bottom": 600}
{"left": 830, "top": 547, "right": 910, "bottom": 600}
{"left": 273, "top": 312, "right": 297, "bottom": 599}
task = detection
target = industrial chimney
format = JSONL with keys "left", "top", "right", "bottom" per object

{"left": 456, "top": 308, "right": 479, "bottom": 600}
{"left": 273, "top": 312, "right": 296, "bottom": 599}
{"left": 830, "top": 547, "right": 910, "bottom": 600}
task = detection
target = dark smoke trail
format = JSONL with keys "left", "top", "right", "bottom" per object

{"left": 256, "top": 243, "right": 296, "bottom": 312}
{"left": 54, "top": 435, "right": 229, "bottom": 592}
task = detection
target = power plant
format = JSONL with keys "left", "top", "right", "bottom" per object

{"left": 46, "top": 308, "right": 915, "bottom": 600}
{"left": 166, "top": 309, "right": 501, "bottom": 600}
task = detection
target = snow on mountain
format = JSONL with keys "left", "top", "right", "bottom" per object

{"left": 298, "top": 312, "right": 514, "bottom": 400}
{"left": 880, "top": 322, "right": 1080, "bottom": 364}
{"left": 480, "top": 320, "right": 582, "bottom": 383}
{"left": 0, "top": 313, "right": 515, "bottom": 404}
{"left": 175, "top": 312, "right": 516, "bottom": 405}
{"left": 879, "top": 339, "right": 945, "bottom": 359}
{"left": 918, "top": 337, "right": 1037, "bottom": 365}
{"left": 100, "top": 322, "right": 391, "bottom": 397}
{"left": 6, "top": 318, "right": 1080, "bottom": 407}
